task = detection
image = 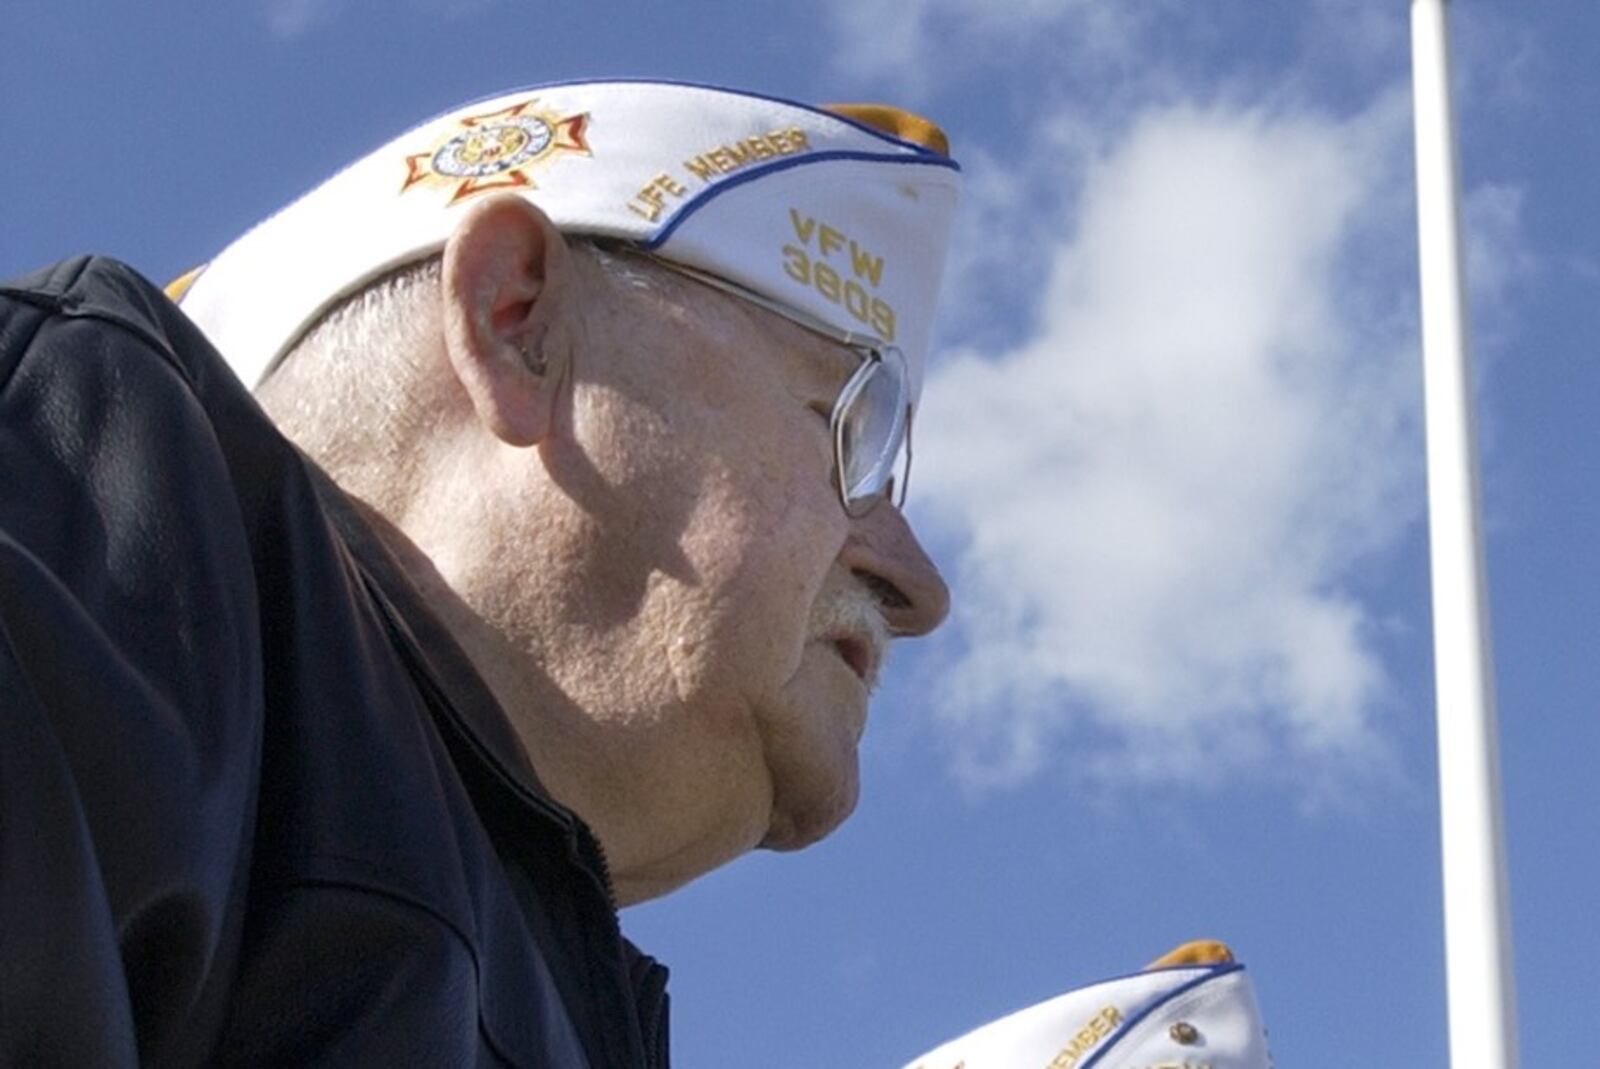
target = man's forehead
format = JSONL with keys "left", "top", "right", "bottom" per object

{"left": 630, "top": 253, "right": 862, "bottom": 396}
{"left": 169, "top": 80, "right": 960, "bottom": 411}
{"left": 634, "top": 250, "right": 869, "bottom": 381}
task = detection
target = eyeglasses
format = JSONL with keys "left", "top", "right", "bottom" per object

{"left": 634, "top": 254, "right": 913, "bottom": 518}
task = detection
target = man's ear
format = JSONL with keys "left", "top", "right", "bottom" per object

{"left": 440, "top": 194, "right": 573, "bottom": 446}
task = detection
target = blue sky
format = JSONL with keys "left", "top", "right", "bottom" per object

{"left": 4, "top": 2, "right": 1595, "bottom": 1065}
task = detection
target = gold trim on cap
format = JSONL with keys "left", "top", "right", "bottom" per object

{"left": 1145, "top": 940, "right": 1236, "bottom": 969}
{"left": 824, "top": 103, "right": 950, "bottom": 156}
{"left": 164, "top": 266, "right": 204, "bottom": 302}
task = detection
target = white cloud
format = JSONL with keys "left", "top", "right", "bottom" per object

{"left": 827, "top": 0, "right": 1156, "bottom": 94}
{"left": 1463, "top": 182, "right": 1535, "bottom": 326}
{"left": 913, "top": 93, "right": 1426, "bottom": 791}
{"left": 1305, "top": 0, "right": 1410, "bottom": 66}
{"left": 261, "top": 0, "right": 492, "bottom": 38}
{"left": 822, "top": 0, "right": 1536, "bottom": 799}
{"left": 262, "top": 0, "right": 342, "bottom": 38}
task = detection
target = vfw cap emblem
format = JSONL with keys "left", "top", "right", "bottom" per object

{"left": 402, "top": 98, "right": 590, "bottom": 204}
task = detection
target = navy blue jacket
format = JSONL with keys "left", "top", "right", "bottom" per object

{"left": 0, "top": 257, "right": 668, "bottom": 1067}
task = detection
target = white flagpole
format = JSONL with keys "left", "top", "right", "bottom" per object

{"left": 1409, "top": 2, "right": 1518, "bottom": 1066}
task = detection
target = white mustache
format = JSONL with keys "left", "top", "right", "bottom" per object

{"left": 808, "top": 582, "right": 892, "bottom": 690}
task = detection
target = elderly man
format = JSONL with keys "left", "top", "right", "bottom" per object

{"left": 0, "top": 82, "right": 958, "bottom": 1065}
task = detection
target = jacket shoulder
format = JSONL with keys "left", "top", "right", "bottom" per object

{"left": 1, "top": 255, "right": 245, "bottom": 398}
{"left": 4, "top": 255, "right": 174, "bottom": 329}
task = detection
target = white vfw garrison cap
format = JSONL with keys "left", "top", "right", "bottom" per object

{"left": 169, "top": 79, "right": 962, "bottom": 407}
{"left": 903, "top": 942, "right": 1273, "bottom": 1069}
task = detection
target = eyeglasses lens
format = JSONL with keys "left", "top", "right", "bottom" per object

{"left": 838, "top": 348, "right": 910, "bottom": 512}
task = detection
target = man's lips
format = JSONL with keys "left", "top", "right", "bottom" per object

{"left": 831, "top": 635, "right": 874, "bottom": 683}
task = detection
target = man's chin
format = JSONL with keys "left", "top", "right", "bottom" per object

{"left": 756, "top": 765, "right": 860, "bottom": 852}
{"left": 754, "top": 647, "right": 870, "bottom": 850}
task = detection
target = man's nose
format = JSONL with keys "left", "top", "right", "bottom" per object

{"left": 840, "top": 502, "right": 950, "bottom": 637}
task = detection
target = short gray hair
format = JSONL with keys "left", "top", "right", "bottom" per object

{"left": 256, "top": 238, "right": 672, "bottom": 499}
{"left": 281, "top": 238, "right": 664, "bottom": 383}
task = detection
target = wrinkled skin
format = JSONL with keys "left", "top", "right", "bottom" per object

{"left": 359, "top": 195, "right": 949, "bottom": 904}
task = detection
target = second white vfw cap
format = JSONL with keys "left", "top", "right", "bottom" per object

{"left": 903, "top": 943, "right": 1273, "bottom": 1069}
{"left": 170, "top": 79, "right": 961, "bottom": 409}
